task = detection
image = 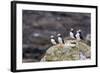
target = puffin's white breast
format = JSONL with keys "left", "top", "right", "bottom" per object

{"left": 58, "top": 37, "right": 63, "bottom": 44}
{"left": 75, "top": 33, "right": 81, "bottom": 40}
{"left": 70, "top": 32, "right": 75, "bottom": 38}
{"left": 51, "top": 39, "right": 57, "bottom": 45}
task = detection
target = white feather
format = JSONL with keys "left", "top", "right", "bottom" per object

{"left": 51, "top": 39, "right": 57, "bottom": 45}
{"left": 75, "top": 32, "right": 81, "bottom": 40}
{"left": 70, "top": 32, "right": 75, "bottom": 38}
{"left": 58, "top": 37, "right": 63, "bottom": 44}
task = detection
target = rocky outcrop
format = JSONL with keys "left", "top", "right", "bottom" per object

{"left": 41, "top": 40, "right": 91, "bottom": 61}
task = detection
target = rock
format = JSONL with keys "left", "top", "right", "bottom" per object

{"left": 41, "top": 40, "right": 91, "bottom": 61}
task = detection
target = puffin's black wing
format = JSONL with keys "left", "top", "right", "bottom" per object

{"left": 60, "top": 35, "right": 65, "bottom": 44}
{"left": 79, "top": 32, "right": 83, "bottom": 40}
{"left": 72, "top": 31, "right": 76, "bottom": 38}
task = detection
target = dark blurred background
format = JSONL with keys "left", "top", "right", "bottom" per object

{"left": 22, "top": 10, "right": 91, "bottom": 62}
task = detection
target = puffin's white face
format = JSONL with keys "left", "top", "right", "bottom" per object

{"left": 76, "top": 29, "right": 81, "bottom": 33}
{"left": 50, "top": 35, "right": 54, "bottom": 38}
{"left": 78, "top": 29, "right": 81, "bottom": 32}
{"left": 71, "top": 28, "right": 74, "bottom": 31}
{"left": 57, "top": 33, "right": 61, "bottom": 37}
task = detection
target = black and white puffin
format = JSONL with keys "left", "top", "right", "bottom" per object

{"left": 50, "top": 35, "right": 57, "bottom": 45}
{"left": 57, "top": 33, "right": 64, "bottom": 44}
{"left": 75, "top": 29, "right": 83, "bottom": 40}
{"left": 70, "top": 28, "right": 76, "bottom": 39}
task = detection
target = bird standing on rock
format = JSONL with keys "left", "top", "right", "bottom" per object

{"left": 75, "top": 29, "right": 83, "bottom": 40}
{"left": 57, "top": 33, "right": 64, "bottom": 44}
{"left": 70, "top": 28, "right": 76, "bottom": 39}
{"left": 50, "top": 35, "right": 57, "bottom": 45}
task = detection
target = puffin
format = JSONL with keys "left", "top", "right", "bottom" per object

{"left": 75, "top": 29, "right": 83, "bottom": 40}
{"left": 70, "top": 28, "right": 76, "bottom": 39}
{"left": 50, "top": 35, "right": 57, "bottom": 45}
{"left": 75, "top": 30, "right": 81, "bottom": 40}
{"left": 57, "top": 33, "right": 64, "bottom": 44}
